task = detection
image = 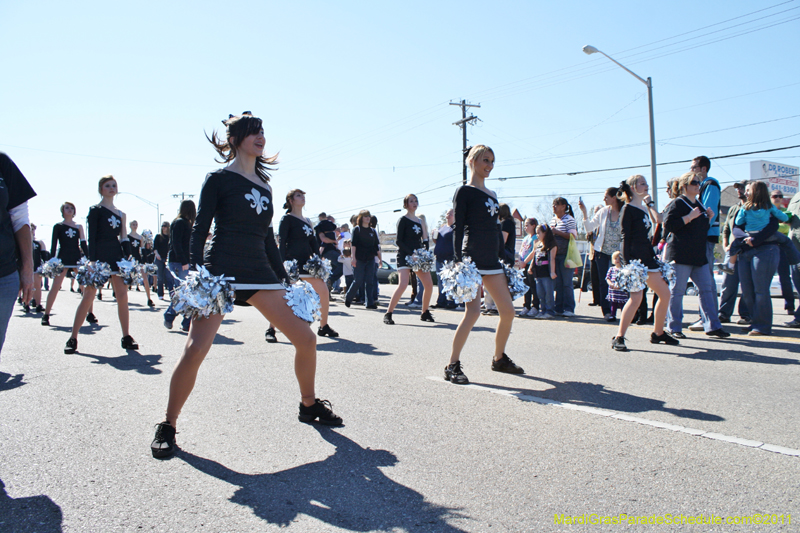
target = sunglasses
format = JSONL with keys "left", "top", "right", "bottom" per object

{"left": 772, "top": 195, "right": 783, "bottom": 199}
{"left": 689, "top": 180, "right": 701, "bottom": 186}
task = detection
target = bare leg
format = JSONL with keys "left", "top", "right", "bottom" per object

{"left": 616, "top": 290, "right": 644, "bottom": 338}
{"left": 387, "top": 268, "right": 410, "bottom": 313}
{"left": 247, "top": 290, "right": 318, "bottom": 406}
{"left": 33, "top": 275, "right": 43, "bottom": 306}
{"left": 165, "top": 314, "right": 225, "bottom": 426}
{"left": 449, "top": 295, "right": 482, "bottom": 364}
{"left": 45, "top": 271, "right": 67, "bottom": 315}
{"left": 308, "top": 278, "right": 330, "bottom": 327}
{"left": 647, "top": 272, "right": 671, "bottom": 336}
{"left": 70, "top": 285, "right": 98, "bottom": 338}
{"left": 482, "top": 273, "right": 515, "bottom": 360}
{"left": 143, "top": 275, "right": 153, "bottom": 302}
{"left": 110, "top": 276, "right": 130, "bottom": 337}
{"left": 417, "top": 271, "right": 433, "bottom": 314}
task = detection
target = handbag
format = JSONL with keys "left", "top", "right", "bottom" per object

{"left": 564, "top": 235, "right": 582, "bottom": 269}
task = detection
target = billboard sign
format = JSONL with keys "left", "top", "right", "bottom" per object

{"left": 750, "top": 160, "right": 799, "bottom": 206}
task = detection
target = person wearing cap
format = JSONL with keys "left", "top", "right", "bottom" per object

{"left": 771, "top": 189, "right": 795, "bottom": 315}
{"left": 153, "top": 220, "right": 172, "bottom": 300}
{"left": 718, "top": 181, "right": 750, "bottom": 324}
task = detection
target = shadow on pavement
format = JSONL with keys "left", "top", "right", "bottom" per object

{"left": 76, "top": 350, "right": 163, "bottom": 375}
{"left": 0, "top": 372, "right": 25, "bottom": 392}
{"left": 316, "top": 338, "right": 391, "bottom": 357}
{"left": 179, "top": 427, "right": 467, "bottom": 531}
{"left": 475, "top": 376, "right": 725, "bottom": 422}
{"left": 0, "top": 477, "right": 63, "bottom": 532}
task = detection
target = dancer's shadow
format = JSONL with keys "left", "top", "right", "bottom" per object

{"left": 430, "top": 323, "right": 494, "bottom": 333}
{"left": 0, "top": 372, "right": 25, "bottom": 392}
{"left": 179, "top": 427, "right": 466, "bottom": 531}
{"left": 76, "top": 351, "right": 162, "bottom": 375}
{"left": 49, "top": 324, "right": 104, "bottom": 335}
{"left": 475, "top": 376, "right": 724, "bottom": 422}
{"left": 211, "top": 332, "right": 244, "bottom": 346}
{"left": 316, "top": 338, "right": 391, "bottom": 356}
{"left": 0, "top": 477, "right": 63, "bottom": 532}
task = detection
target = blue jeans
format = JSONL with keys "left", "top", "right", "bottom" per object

{"left": 155, "top": 258, "right": 173, "bottom": 298}
{"left": 718, "top": 260, "right": 749, "bottom": 320}
{"left": 164, "top": 262, "right": 190, "bottom": 329}
{"left": 697, "top": 241, "right": 718, "bottom": 326}
{"left": 594, "top": 251, "right": 612, "bottom": 315}
{"left": 554, "top": 254, "right": 575, "bottom": 313}
{"left": 792, "top": 264, "right": 800, "bottom": 321}
{"left": 536, "top": 276, "right": 555, "bottom": 315}
{"left": 0, "top": 271, "right": 19, "bottom": 356}
{"left": 346, "top": 258, "right": 376, "bottom": 306}
{"left": 739, "top": 244, "right": 779, "bottom": 334}
{"left": 668, "top": 263, "right": 722, "bottom": 333}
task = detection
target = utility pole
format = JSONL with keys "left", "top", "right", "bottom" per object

{"left": 450, "top": 100, "right": 480, "bottom": 185}
{"left": 172, "top": 192, "right": 195, "bottom": 201}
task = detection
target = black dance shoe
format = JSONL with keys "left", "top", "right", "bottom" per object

{"left": 151, "top": 422, "right": 177, "bottom": 459}
{"left": 86, "top": 312, "right": 98, "bottom": 324}
{"left": 298, "top": 399, "right": 343, "bottom": 426}
{"left": 64, "top": 337, "right": 77, "bottom": 354}
{"left": 650, "top": 331, "right": 679, "bottom": 345}
{"left": 96, "top": 293, "right": 102, "bottom": 301}
{"left": 265, "top": 327, "right": 278, "bottom": 343}
{"left": 317, "top": 324, "right": 339, "bottom": 337}
{"left": 41, "top": 314, "right": 50, "bottom": 326}
{"left": 611, "top": 336, "right": 628, "bottom": 351}
{"left": 121, "top": 335, "right": 139, "bottom": 350}
{"left": 383, "top": 312, "right": 394, "bottom": 325}
{"left": 444, "top": 361, "right": 469, "bottom": 384}
{"left": 147, "top": 299, "right": 154, "bottom": 307}
{"left": 420, "top": 310, "right": 435, "bottom": 322}
{"left": 491, "top": 354, "right": 524, "bottom": 374}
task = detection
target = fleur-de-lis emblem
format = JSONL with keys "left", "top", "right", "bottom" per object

{"left": 245, "top": 188, "right": 270, "bottom": 215}
{"left": 132, "top": 239, "right": 140, "bottom": 248}
{"left": 65, "top": 228, "right": 77, "bottom": 239}
{"left": 413, "top": 224, "right": 421, "bottom": 235}
{"left": 485, "top": 199, "right": 499, "bottom": 217}
{"left": 644, "top": 215, "right": 652, "bottom": 230}
{"left": 303, "top": 225, "right": 314, "bottom": 236}
{"left": 109, "top": 215, "right": 120, "bottom": 229}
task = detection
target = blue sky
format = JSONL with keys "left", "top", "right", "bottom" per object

{"left": 2, "top": 0, "right": 799, "bottom": 239}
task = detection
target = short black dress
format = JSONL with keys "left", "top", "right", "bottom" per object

{"left": 87, "top": 205, "right": 124, "bottom": 273}
{"left": 129, "top": 235, "right": 142, "bottom": 262}
{"left": 453, "top": 185, "right": 504, "bottom": 275}
{"left": 51, "top": 223, "right": 82, "bottom": 267}
{"left": 191, "top": 169, "right": 288, "bottom": 304}
{"left": 395, "top": 216, "right": 423, "bottom": 269}
{"left": 620, "top": 203, "right": 658, "bottom": 270}
{"left": 279, "top": 213, "right": 317, "bottom": 278}
{"left": 32, "top": 240, "right": 43, "bottom": 270}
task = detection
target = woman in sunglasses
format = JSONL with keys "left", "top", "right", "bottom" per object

{"left": 662, "top": 172, "right": 729, "bottom": 340}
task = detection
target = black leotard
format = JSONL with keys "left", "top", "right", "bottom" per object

{"left": 452, "top": 185, "right": 503, "bottom": 274}
{"left": 395, "top": 216, "right": 423, "bottom": 269}
{"left": 32, "top": 240, "right": 43, "bottom": 270}
{"left": 620, "top": 203, "right": 658, "bottom": 269}
{"left": 51, "top": 223, "right": 83, "bottom": 267}
{"left": 279, "top": 214, "right": 317, "bottom": 275}
{"left": 191, "top": 169, "right": 288, "bottom": 291}
{"left": 129, "top": 235, "right": 142, "bottom": 262}
{"left": 87, "top": 204, "right": 124, "bottom": 272}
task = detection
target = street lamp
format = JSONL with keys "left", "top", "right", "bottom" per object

{"left": 582, "top": 45, "right": 658, "bottom": 208}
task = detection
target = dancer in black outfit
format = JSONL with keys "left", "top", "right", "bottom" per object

{"left": 611, "top": 175, "right": 677, "bottom": 351}
{"left": 444, "top": 145, "right": 523, "bottom": 385}
{"left": 278, "top": 189, "right": 338, "bottom": 338}
{"left": 162, "top": 202, "right": 195, "bottom": 332}
{"left": 26, "top": 224, "right": 46, "bottom": 313}
{"left": 151, "top": 112, "right": 342, "bottom": 459}
{"left": 384, "top": 194, "right": 434, "bottom": 324}
{"left": 64, "top": 176, "right": 138, "bottom": 354}
{"left": 42, "top": 202, "right": 95, "bottom": 326}
{"left": 127, "top": 220, "right": 154, "bottom": 307}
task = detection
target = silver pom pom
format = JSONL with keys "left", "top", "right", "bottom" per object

{"left": 37, "top": 257, "right": 64, "bottom": 279}
{"left": 405, "top": 248, "right": 435, "bottom": 272}
{"left": 616, "top": 259, "right": 648, "bottom": 293}
{"left": 117, "top": 259, "right": 141, "bottom": 286}
{"left": 439, "top": 256, "right": 483, "bottom": 304}
{"left": 283, "top": 280, "right": 321, "bottom": 323}
{"left": 283, "top": 260, "right": 300, "bottom": 282}
{"left": 171, "top": 266, "right": 235, "bottom": 319}
{"left": 503, "top": 264, "right": 529, "bottom": 300}
{"left": 75, "top": 258, "right": 112, "bottom": 288}
{"left": 658, "top": 260, "right": 676, "bottom": 285}
{"left": 141, "top": 229, "right": 154, "bottom": 247}
{"left": 303, "top": 254, "right": 332, "bottom": 281}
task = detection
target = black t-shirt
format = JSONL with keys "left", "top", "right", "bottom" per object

{"left": 351, "top": 225, "right": 379, "bottom": 262}
{"left": 0, "top": 153, "right": 36, "bottom": 278}
{"left": 154, "top": 233, "right": 170, "bottom": 259}
{"left": 279, "top": 214, "right": 317, "bottom": 267}
{"left": 314, "top": 220, "right": 338, "bottom": 255}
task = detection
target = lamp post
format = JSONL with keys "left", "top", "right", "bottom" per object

{"left": 582, "top": 45, "right": 658, "bottom": 209}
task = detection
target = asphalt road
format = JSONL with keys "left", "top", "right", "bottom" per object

{"left": 1, "top": 285, "right": 799, "bottom": 532}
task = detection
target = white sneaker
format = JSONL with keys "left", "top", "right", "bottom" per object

{"left": 526, "top": 308, "right": 539, "bottom": 317}
{"left": 408, "top": 302, "right": 422, "bottom": 309}
{"left": 688, "top": 320, "right": 704, "bottom": 331}
{"left": 562, "top": 311, "right": 576, "bottom": 317}
{"left": 518, "top": 307, "right": 530, "bottom": 317}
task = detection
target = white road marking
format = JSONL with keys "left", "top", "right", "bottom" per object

{"left": 427, "top": 377, "right": 800, "bottom": 457}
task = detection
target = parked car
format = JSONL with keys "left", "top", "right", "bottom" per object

{"left": 376, "top": 260, "right": 396, "bottom": 284}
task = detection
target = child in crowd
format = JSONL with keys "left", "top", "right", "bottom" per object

{"left": 605, "top": 251, "right": 629, "bottom": 320}
{"left": 339, "top": 241, "right": 354, "bottom": 293}
{"left": 721, "top": 181, "right": 799, "bottom": 274}
{"left": 529, "top": 223, "right": 557, "bottom": 319}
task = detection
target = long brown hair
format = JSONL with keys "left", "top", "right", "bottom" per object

{"left": 744, "top": 181, "right": 771, "bottom": 211}
{"left": 175, "top": 200, "right": 196, "bottom": 226}
{"left": 356, "top": 210, "right": 372, "bottom": 228}
{"left": 206, "top": 112, "right": 278, "bottom": 183}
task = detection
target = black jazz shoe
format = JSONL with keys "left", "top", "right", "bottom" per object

{"left": 420, "top": 310, "right": 435, "bottom": 322}
{"left": 86, "top": 312, "right": 98, "bottom": 324}
{"left": 265, "top": 327, "right": 278, "bottom": 343}
{"left": 64, "top": 337, "right": 78, "bottom": 354}
{"left": 317, "top": 324, "right": 339, "bottom": 337}
{"left": 650, "top": 331, "right": 679, "bottom": 345}
{"left": 41, "top": 314, "right": 50, "bottom": 326}
{"left": 444, "top": 361, "right": 469, "bottom": 384}
{"left": 298, "top": 399, "right": 343, "bottom": 426}
{"left": 491, "top": 354, "right": 524, "bottom": 374}
{"left": 383, "top": 312, "right": 395, "bottom": 325}
{"left": 151, "top": 422, "right": 177, "bottom": 459}
{"left": 121, "top": 335, "right": 139, "bottom": 350}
